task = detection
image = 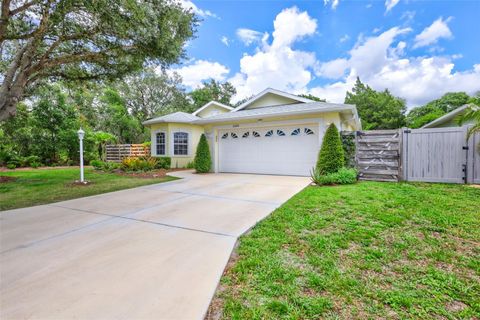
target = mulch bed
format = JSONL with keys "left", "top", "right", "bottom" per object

{"left": 0, "top": 176, "right": 17, "bottom": 183}
{"left": 112, "top": 168, "right": 187, "bottom": 179}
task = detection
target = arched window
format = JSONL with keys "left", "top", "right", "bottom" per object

{"left": 242, "top": 132, "right": 250, "bottom": 138}
{"left": 252, "top": 131, "right": 260, "bottom": 137}
{"left": 291, "top": 128, "right": 300, "bottom": 136}
{"left": 173, "top": 132, "right": 188, "bottom": 155}
{"left": 231, "top": 133, "right": 238, "bottom": 139}
{"left": 265, "top": 130, "right": 273, "bottom": 137}
{"left": 277, "top": 130, "right": 285, "bottom": 136}
{"left": 156, "top": 132, "right": 165, "bottom": 155}
{"left": 221, "top": 133, "right": 228, "bottom": 139}
{"left": 304, "top": 128, "right": 314, "bottom": 135}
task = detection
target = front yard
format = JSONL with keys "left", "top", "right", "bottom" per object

{"left": 0, "top": 168, "right": 178, "bottom": 210}
{"left": 209, "top": 182, "right": 480, "bottom": 319}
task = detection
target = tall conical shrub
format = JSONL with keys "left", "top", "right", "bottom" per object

{"left": 316, "top": 123, "right": 345, "bottom": 174}
{"left": 194, "top": 134, "right": 211, "bottom": 173}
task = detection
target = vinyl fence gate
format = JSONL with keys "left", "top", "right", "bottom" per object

{"left": 402, "top": 126, "right": 479, "bottom": 184}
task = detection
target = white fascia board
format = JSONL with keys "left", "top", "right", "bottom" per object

{"left": 232, "top": 88, "right": 315, "bottom": 112}
{"left": 194, "top": 105, "right": 357, "bottom": 125}
{"left": 192, "top": 101, "right": 233, "bottom": 116}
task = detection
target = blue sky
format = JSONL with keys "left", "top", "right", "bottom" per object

{"left": 174, "top": 0, "right": 480, "bottom": 108}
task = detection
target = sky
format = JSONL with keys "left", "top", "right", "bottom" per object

{"left": 173, "top": 0, "right": 480, "bottom": 108}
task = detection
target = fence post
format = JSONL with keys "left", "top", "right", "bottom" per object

{"left": 466, "top": 125, "right": 474, "bottom": 184}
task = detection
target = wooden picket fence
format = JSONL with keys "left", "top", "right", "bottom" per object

{"left": 105, "top": 144, "right": 149, "bottom": 162}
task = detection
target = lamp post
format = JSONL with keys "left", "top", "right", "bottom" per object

{"left": 77, "top": 128, "right": 85, "bottom": 183}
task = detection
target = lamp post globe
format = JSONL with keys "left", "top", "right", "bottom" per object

{"left": 77, "top": 128, "right": 85, "bottom": 182}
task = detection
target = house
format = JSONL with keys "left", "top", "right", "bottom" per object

{"left": 143, "top": 88, "right": 361, "bottom": 176}
{"left": 422, "top": 104, "right": 477, "bottom": 128}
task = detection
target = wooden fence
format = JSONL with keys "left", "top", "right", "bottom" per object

{"left": 354, "top": 126, "right": 479, "bottom": 184}
{"left": 355, "top": 130, "right": 401, "bottom": 182}
{"left": 106, "top": 144, "right": 149, "bottom": 162}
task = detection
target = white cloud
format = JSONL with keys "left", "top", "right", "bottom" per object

{"left": 309, "top": 27, "right": 480, "bottom": 107}
{"left": 385, "top": 0, "right": 400, "bottom": 12}
{"left": 324, "top": 0, "right": 340, "bottom": 10}
{"left": 236, "top": 28, "right": 266, "bottom": 46}
{"left": 340, "top": 34, "right": 350, "bottom": 43}
{"left": 230, "top": 7, "right": 318, "bottom": 99}
{"left": 170, "top": 60, "right": 229, "bottom": 88}
{"left": 316, "top": 58, "right": 349, "bottom": 79}
{"left": 413, "top": 17, "right": 453, "bottom": 49}
{"left": 220, "top": 36, "right": 229, "bottom": 46}
{"left": 179, "top": 0, "right": 218, "bottom": 18}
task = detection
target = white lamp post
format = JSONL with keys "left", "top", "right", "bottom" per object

{"left": 77, "top": 128, "right": 85, "bottom": 183}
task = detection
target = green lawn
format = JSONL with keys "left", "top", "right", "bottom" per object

{"left": 211, "top": 182, "right": 480, "bottom": 319}
{"left": 0, "top": 168, "right": 177, "bottom": 210}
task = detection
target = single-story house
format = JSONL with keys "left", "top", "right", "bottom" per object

{"left": 143, "top": 88, "right": 361, "bottom": 176}
{"left": 422, "top": 104, "right": 478, "bottom": 128}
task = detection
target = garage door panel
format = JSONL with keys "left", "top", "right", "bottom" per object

{"left": 219, "top": 125, "right": 319, "bottom": 176}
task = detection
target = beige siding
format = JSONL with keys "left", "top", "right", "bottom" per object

{"left": 196, "top": 104, "right": 230, "bottom": 118}
{"left": 244, "top": 93, "right": 300, "bottom": 110}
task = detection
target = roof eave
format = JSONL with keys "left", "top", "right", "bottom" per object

{"left": 232, "top": 88, "right": 315, "bottom": 112}
{"left": 193, "top": 105, "right": 357, "bottom": 125}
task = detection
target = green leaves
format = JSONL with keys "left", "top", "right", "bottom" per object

{"left": 316, "top": 123, "right": 345, "bottom": 175}
{"left": 194, "top": 134, "right": 212, "bottom": 173}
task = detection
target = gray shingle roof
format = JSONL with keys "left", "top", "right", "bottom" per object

{"left": 194, "top": 102, "right": 356, "bottom": 124}
{"left": 143, "top": 112, "right": 199, "bottom": 125}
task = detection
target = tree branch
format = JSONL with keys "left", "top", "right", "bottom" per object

{"left": 10, "top": 0, "right": 38, "bottom": 16}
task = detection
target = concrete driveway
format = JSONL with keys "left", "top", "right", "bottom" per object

{"left": 0, "top": 171, "right": 309, "bottom": 320}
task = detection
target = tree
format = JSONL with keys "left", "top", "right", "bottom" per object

{"left": 194, "top": 134, "right": 211, "bottom": 173}
{"left": 189, "top": 79, "right": 236, "bottom": 109}
{"left": 407, "top": 92, "right": 477, "bottom": 128}
{"left": 298, "top": 93, "right": 326, "bottom": 102}
{"left": 458, "top": 106, "right": 480, "bottom": 139}
{"left": 316, "top": 123, "right": 344, "bottom": 175}
{"left": 0, "top": 0, "right": 197, "bottom": 120}
{"left": 98, "top": 88, "right": 143, "bottom": 143}
{"left": 345, "top": 78, "right": 406, "bottom": 130}
{"left": 118, "top": 69, "right": 190, "bottom": 121}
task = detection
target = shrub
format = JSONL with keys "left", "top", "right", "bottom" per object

{"left": 90, "top": 160, "right": 104, "bottom": 170}
{"left": 341, "top": 132, "right": 356, "bottom": 168}
{"left": 311, "top": 167, "right": 358, "bottom": 186}
{"left": 194, "top": 134, "right": 211, "bottom": 173}
{"left": 30, "top": 162, "right": 41, "bottom": 169}
{"left": 185, "top": 161, "right": 195, "bottom": 169}
{"left": 121, "top": 157, "right": 157, "bottom": 172}
{"left": 6, "top": 162, "right": 16, "bottom": 169}
{"left": 155, "top": 157, "right": 171, "bottom": 169}
{"left": 103, "top": 162, "right": 121, "bottom": 172}
{"left": 316, "top": 123, "right": 345, "bottom": 174}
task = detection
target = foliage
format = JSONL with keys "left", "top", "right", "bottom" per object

{"left": 6, "top": 163, "right": 16, "bottom": 169}
{"left": 0, "top": 0, "right": 197, "bottom": 120}
{"left": 119, "top": 69, "right": 191, "bottom": 121}
{"left": 0, "top": 168, "right": 178, "bottom": 210}
{"left": 91, "top": 160, "right": 121, "bottom": 172}
{"left": 185, "top": 161, "right": 195, "bottom": 169}
{"left": 155, "top": 157, "right": 171, "bottom": 169}
{"left": 345, "top": 77, "right": 406, "bottom": 130}
{"left": 316, "top": 124, "right": 345, "bottom": 175}
{"left": 216, "top": 182, "right": 480, "bottom": 319}
{"left": 457, "top": 105, "right": 480, "bottom": 139}
{"left": 194, "top": 134, "right": 212, "bottom": 173}
{"left": 340, "top": 132, "right": 356, "bottom": 168}
{"left": 406, "top": 92, "right": 476, "bottom": 128}
{"left": 189, "top": 79, "right": 236, "bottom": 110}
{"left": 298, "top": 93, "right": 326, "bottom": 102}
{"left": 121, "top": 157, "right": 158, "bottom": 172}
{"left": 311, "top": 167, "right": 357, "bottom": 185}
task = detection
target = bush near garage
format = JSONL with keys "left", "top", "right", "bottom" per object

{"left": 311, "top": 167, "right": 358, "bottom": 185}
{"left": 155, "top": 157, "right": 171, "bottom": 169}
{"left": 316, "top": 123, "right": 345, "bottom": 175}
{"left": 194, "top": 134, "right": 211, "bottom": 173}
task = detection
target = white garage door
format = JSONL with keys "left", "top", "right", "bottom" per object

{"left": 218, "top": 125, "right": 319, "bottom": 176}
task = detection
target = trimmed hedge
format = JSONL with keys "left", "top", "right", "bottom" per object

{"left": 194, "top": 134, "right": 211, "bottom": 173}
{"left": 311, "top": 167, "right": 358, "bottom": 185}
{"left": 316, "top": 123, "right": 345, "bottom": 174}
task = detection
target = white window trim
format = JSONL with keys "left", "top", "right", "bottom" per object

{"left": 171, "top": 130, "right": 191, "bottom": 157}
{"left": 151, "top": 130, "right": 167, "bottom": 156}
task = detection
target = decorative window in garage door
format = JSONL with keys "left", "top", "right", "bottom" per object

{"left": 231, "top": 133, "right": 238, "bottom": 139}
{"left": 291, "top": 128, "right": 300, "bottom": 136}
{"left": 277, "top": 130, "right": 285, "bottom": 136}
{"left": 304, "top": 128, "right": 314, "bottom": 135}
{"left": 265, "top": 130, "right": 274, "bottom": 137}
{"left": 253, "top": 131, "right": 260, "bottom": 137}
{"left": 221, "top": 133, "right": 228, "bottom": 139}
{"left": 242, "top": 132, "right": 250, "bottom": 138}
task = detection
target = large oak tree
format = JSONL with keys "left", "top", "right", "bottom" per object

{"left": 0, "top": 0, "right": 196, "bottom": 120}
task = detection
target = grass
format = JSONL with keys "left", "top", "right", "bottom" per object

{"left": 0, "top": 168, "right": 178, "bottom": 210}
{"left": 211, "top": 182, "right": 480, "bottom": 319}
